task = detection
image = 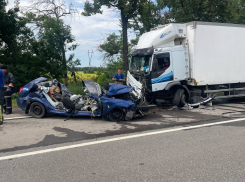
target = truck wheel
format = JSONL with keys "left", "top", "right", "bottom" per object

{"left": 108, "top": 108, "right": 125, "bottom": 122}
{"left": 172, "top": 89, "right": 187, "bottom": 107}
{"left": 30, "top": 102, "right": 46, "bottom": 118}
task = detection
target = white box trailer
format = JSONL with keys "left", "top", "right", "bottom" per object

{"left": 186, "top": 22, "right": 245, "bottom": 86}
{"left": 127, "top": 21, "right": 245, "bottom": 106}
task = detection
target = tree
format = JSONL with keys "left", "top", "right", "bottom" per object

{"left": 157, "top": 0, "right": 241, "bottom": 23}
{"left": 26, "top": 13, "right": 80, "bottom": 79}
{"left": 98, "top": 32, "right": 138, "bottom": 67}
{"left": 98, "top": 33, "right": 123, "bottom": 61}
{"left": 0, "top": 0, "right": 31, "bottom": 63}
{"left": 129, "top": 0, "right": 162, "bottom": 35}
{"left": 82, "top": 0, "right": 141, "bottom": 72}
{"left": 26, "top": 0, "right": 78, "bottom": 80}
{"left": 68, "top": 54, "right": 81, "bottom": 83}
{"left": 96, "top": 33, "right": 128, "bottom": 86}
{"left": 235, "top": 0, "right": 245, "bottom": 24}
{"left": 0, "top": 1, "right": 80, "bottom": 89}
{"left": 0, "top": 0, "right": 47, "bottom": 89}
{"left": 95, "top": 58, "right": 123, "bottom": 86}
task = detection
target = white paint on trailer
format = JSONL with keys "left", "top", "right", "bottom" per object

{"left": 186, "top": 22, "right": 245, "bottom": 85}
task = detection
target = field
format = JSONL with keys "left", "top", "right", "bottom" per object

{"left": 67, "top": 71, "right": 97, "bottom": 82}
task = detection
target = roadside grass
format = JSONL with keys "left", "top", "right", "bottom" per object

{"left": 12, "top": 93, "right": 18, "bottom": 108}
{"left": 13, "top": 99, "right": 17, "bottom": 108}
{"left": 66, "top": 81, "right": 85, "bottom": 96}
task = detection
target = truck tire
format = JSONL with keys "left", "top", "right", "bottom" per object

{"left": 172, "top": 89, "right": 187, "bottom": 107}
{"left": 30, "top": 102, "right": 47, "bottom": 118}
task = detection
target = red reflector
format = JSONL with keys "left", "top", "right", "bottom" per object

{"left": 19, "top": 87, "right": 23, "bottom": 95}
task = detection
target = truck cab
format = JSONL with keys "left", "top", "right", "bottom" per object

{"left": 128, "top": 21, "right": 245, "bottom": 107}
{"left": 127, "top": 23, "right": 190, "bottom": 106}
{"left": 128, "top": 46, "right": 190, "bottom": 105}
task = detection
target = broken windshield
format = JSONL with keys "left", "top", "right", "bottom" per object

{"left": 129, "top": 56, "right": 152, "bottom": 73}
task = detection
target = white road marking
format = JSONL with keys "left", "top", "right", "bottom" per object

{"left": 4, "top": 116, "right": 32, "bottom": 120}
{"left": 0, "top": 117, "right": 245, "bottom": 161}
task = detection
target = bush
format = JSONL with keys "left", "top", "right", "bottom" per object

{"left": 97, "top": 72, "right": 111, "bottom": 86}
{"left": 12, "top": 93, "right": 19, "bottom": 108}
{"left": 66, "top": 81, "right": 85, "bottom": 95}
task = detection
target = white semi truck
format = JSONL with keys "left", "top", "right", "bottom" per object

{"left": 127, "top": 21, "right": 245, "bottom": 106}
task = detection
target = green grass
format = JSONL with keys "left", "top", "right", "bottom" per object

{"left": 66, "top": 81, "right": 85, "bottom": 96}
{"left": 13, "top": 98, "right": 17, "bottom": 108}
{"left": 12, "top": 93, "right": 18, "bottom": 108}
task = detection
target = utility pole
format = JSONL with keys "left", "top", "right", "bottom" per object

{"left": 88, "top": 50, "right": 93, "bottom": 67}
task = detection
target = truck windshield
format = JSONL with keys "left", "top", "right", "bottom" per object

{"left": 129, "top": 56, "right": 151, "bottom": 73}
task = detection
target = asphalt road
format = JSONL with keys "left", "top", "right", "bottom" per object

{"left": 1, "top": 118, "right": 245, "bottom": 182}
{"left": 2, "top": 98, "right": 245, "bottom": 153}
{"left": 1, "top": 98, "right": 245, "bottom": 181}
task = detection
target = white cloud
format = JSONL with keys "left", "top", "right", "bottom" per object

{"left": 5, "top": 0, "right": 135, "bottom": 67}
{"left": 6, "top": 0, "right": 31, "bottom": 10}
{"left": 62, "top": 6, "right": 122, "bottom": 66}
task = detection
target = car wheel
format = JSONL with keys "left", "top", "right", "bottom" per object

{"left": 108, "top": 108, "right": 125, "bottom": 122}
{"left": 172, "top": 89, "right": 187, "bottom": 107}
{"left": 30, "top": 102, "right": 46, "bottom": 118}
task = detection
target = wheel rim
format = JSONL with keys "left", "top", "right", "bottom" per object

{"left": 33, "top": 105, "right": 42, "bottom": 115}
{"left": 111, "top": 109, "right": 124, "bottom": 120}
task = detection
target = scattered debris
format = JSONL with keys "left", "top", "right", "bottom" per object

{"left": 199, "top": 105, "right": 206, "bottom": 109}
{"left": 206, "top": 107, "right": 215, "bottom": 110}
{"left": 180, "top": 105, "right": 193, "bottom": 110}
{"left": 17, "top": 77, "right": 157, "bottom": 121}
{"left": 168, "top": 106, "right": 178, "bottom": 111}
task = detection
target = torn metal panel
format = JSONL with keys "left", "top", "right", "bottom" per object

{"left": 82, "top": 80, "right": 102, "bottom": 96}
{"left": 107, "top": 83, "right": 134, "bottom": 96}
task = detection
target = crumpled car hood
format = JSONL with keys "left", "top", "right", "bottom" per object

{"left": 82, "top": 80, "right": 102, "bottom": 96}
{"left": 107, "top": 83, "right": 134, "bottom": 96}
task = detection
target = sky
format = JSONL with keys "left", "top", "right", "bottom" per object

{"left": 6, "top": 0, "right": 129, "bottom": 67}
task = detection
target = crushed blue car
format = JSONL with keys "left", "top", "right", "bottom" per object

{"left": 17, "top": 77, "right": 156, "bottom": 121}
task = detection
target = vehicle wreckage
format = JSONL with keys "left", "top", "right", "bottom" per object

{"left": 17, "top": 77, "right": 156, "bottom": 121}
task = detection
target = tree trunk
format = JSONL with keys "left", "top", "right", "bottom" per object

{"left": 57, "top": 18, "right": 68, "bottom": 85}
{"left": 61, "top": 45, "right": 68, "bottom": 84}
{"left": 0, "top": 35, "right": 19, "bottom": 62}
{"left": 71, "top": 71, "right": 77, "bottom": 83}
{"left": 121, "top": 11, "right": 128, "bottom": 72}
